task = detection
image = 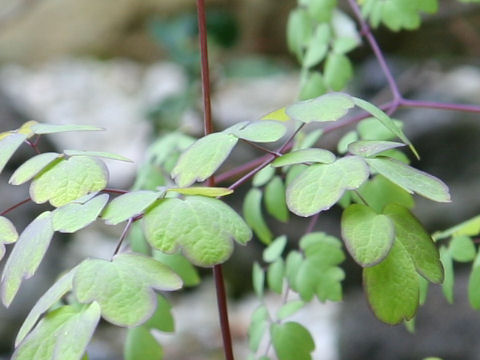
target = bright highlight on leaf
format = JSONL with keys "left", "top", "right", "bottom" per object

{"left": 286, "top": 92, "right": 355, "bottom": 123}
{"left": 366, "top": 157, "right": 450, "bottom": 203}
{"left": 143, "top": 196, "right": 252, "bottom": 267}
{"left": 64, "top": 150, "right": 132, "bottom": 162}
{"left": 171, "top": 132, "right": 238, "bottom": 187}
{"left": 0, "top": 133, "right": 27, "bottom": 175}
{"left": 341, "top": 204, "right": 395, "bottom": 267}
{"left": 13, "top": 303, "right": 101, "bottom": 360}
{"left": 348, "top": 140, "right": 405, "bottom": 157}
{"left": 73, "top": 253, "right": 182, "bottom": 327}
{"left": 1, "top": 212, "right": 54, "bottom": 307}
{"left": 30, "top": 156, "right": 109, "bottom": 207}
{"left": 167, "top": 187, "right": 233, "bottom": 197}
{"left": 225, "top": 120, "right": 287, "bottom": 143}
{"left": 287, "top": 156, "right": 369, "bottom": 216}
{"left": 9, "top": 153, "right": 62, "bottom": 185}
{"left": 102, "top": 191, "right": 160, "bottom": 225}
{"left": 272, "top": 148, "right": 336, "bottom": 167}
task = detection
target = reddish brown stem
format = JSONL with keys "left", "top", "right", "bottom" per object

{"left": 0, "top": 198, "right": 31, "bottom": 216}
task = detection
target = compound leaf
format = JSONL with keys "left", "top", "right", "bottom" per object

{"left": 30, "top": 156, "right": 108, "bottom": 207}
{"left": 73, "top": 253, "right": 182, "bottom": 327}
{"left": 341, "top": 204, "right": 395, "bottom": 267}
{"left": 271, "top": 322, "right": 315, "bottom": 360}
{"left": 64, "top": 150, "right": 132, "bottom": 162}
{"left": 1, "top": 212, "right": 54, "bottom": 307}
{"left": 13, "top": 303, "right": 101, "bottom": 360}
{"left": 226, "top": 121, "right": 287, "bottom": 143}
{"left": 244, "top": 188, "right": 273, "bottom": 245}
{"left": 171, "top": 133, "right": 238, "bottom": 187}
{"left": 9, "top": 153, "right": 62, "bottom": 185}
{"left": 143, "top": 196, "right": 252, "bottom": 267}
{"left": 384, "top": 204, "right": 443, "bottom": 284}
{"left": 53, "top": 194, "right": 109, "bottom": 233}
{"left": 0, "top": 133, "right": 26, "bottom": 175}
{"left": 348, "top": 140, "right": 405, "bottom": 157}
{"left": 102, "top": 191, "right": 160, "bottom": 225}
{"left": 286, "top": 92, "right": 355, "bottom": 123}
{"left": 272, "top": 148, "right": 336, "bottom": 168}
{"left": 366, "top": 157, "right": 450, "bottom": 203}
{"left": 287, "top": 156, "right": 369, "bottom": 216}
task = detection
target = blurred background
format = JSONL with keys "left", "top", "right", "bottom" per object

{"left": 0, "top": 0, "right": 480, "bottom": 359}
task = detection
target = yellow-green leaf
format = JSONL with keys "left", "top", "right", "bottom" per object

{"left": 9, "top": 153, "right": 63, "bottom": 185}
{"left": 167, "top": 187, "right": 233, "bottom": 197}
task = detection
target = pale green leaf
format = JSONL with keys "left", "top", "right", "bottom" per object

{"left": 30, "top": 156, "right": 108, "bottom": 207}
{"left": 337, "top": 130, "right": 358, "bottom": 154}
{"left": 287, "top": 156, "right": 369, "bottom": 216}
{"left": 226, "top": 121, "right": 287, "bottom": 143}
{"left": 303, "top": 24, "right": 330, "bottom": 68}
{"left": 357, "top": 117, "right": 403, "bottom": 141}
{"left": 295, "top": 129, "right": 323, "bottom": 150}
{"left": 353, "top": 98, "right": 419, "bottom": 158}
{"left": 287, "top": 8, "right": 312, "bottom": 59}
{"left": 64, "top": 150, "right": 132, "bottom": 162}
{"left": 468, "top": 252, "right": 480, "bottom": 309}
{"left": 144, "top": 295, "right": 174, "bottom": 332}
{"left": 261, "top": 107, "right": 291, "bottom": 122}
{"left": 419, "top": 275, "right": 429, "bottom": 305}
{"left": 384, "top": 204, "right": 443, "bottom": 283}
{"left": 264, "top": 177, "right": 289, "bottom": 222}
{"left": 73, "top": 253, "right": 182, "bottom": 326}
{"left": 263, "top": 235, "right": 287, "bottom": 263}
{"left": 9, "top": 152, "right": 62, "bottom": 185}
{"left": 153, "top": 251, "right": 200, "bottom": 287}
{"left": 16, "top": 268, "right": 75, "bottom": 346}
{"left": 299, "top": 71, "right": 327, "bottom": 100}
{"left": 285, "top": 251, "right": 303, "bottom": 291}
{"left": 101, "top": 191, "right": 160, "bottom": 225}
{"left": 272, "top": 148, "right": 336, "bottom": 168}
{"left": 252, "top": 165, "right": 275, "bottom": 187}
{"left": 440, "top": 246, "right": 454, "bottom": 304}
{"left": 244, "top": 188, "right": 272, "bottom": 245}
{"left": 299, "top": 232, "right": 344, "bottom": 261}
{"left": 285, "top": 164, "right": 308, "bottom": 186}
{"left": 248, "top": 306, "right": 268, "bottom": 352}
{"left": 1, "top": 212, "right": 54, "bottom": 306}
{"left": 167, "top": 187, "right": 233, "bottom": 197}
{"left": 0, "top": 133, "right": 26, "bottom": 175}
{"left": 348, "top": 140, "right": 405, "bottom": 157}
{"left": 341, "top": 204, "right": 395, "bottom": 267}
{"left": 53, "top": 194, "right": 109, "bottom": 233}
{"left": 449, "top": 236, "right": 476, "bottom": 263}
{"left": 324, "top": 53, "right": 353, "bottom": 91}
{"left": 143, "top": 196, "right": 252, "bottom": 266}
{"left": 271, "top": 322, "right": 315, "bottom": 360}
{"left": 0, "top": 216, "right": 18, "bottom": 259}
{"left": 277, "top": 300, "right": 305, "bottom": 320}
{"left": 252, "top": 262, "right": 265, "bottom": 298}
{"left": 366, "top": 157, "right": 450, "bottom": 203}
{"left": 267, "top": 259, "right": 285, "bottom": 294}
{"left": 171, "top": 133, "right": 238, "bottom": 187}
{"left": 31, "top": 123, "right": 103, "bottom": 135}
{"left": 286, "top": 92, "right": 355, "bottom": 123}
{"left": 364, "top": 241, "right": 419, "bottom": 324}
{"left": 125, "top": 326, "right": 163, "bottom": 360}
{"left": 13, "top": 303, "right": 100, "bottom": 360}
{"left": 433, "top": 215, "right": 480, "bottom": 241}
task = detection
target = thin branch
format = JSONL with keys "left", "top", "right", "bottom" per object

{"left": 400, "top": 98, "right": 480, "bottom": 113}
{"left": 0, "top": 198, "right": 31, "bottom": 216}
{"left": 241, "top": 139, "right": 283, "bottom": 157}
{"left": 112, "top": 217, "right": 133, "bottom": 257}
{"left": 102, "top": 188, "right": 128, "bottom": 195}
{"left": 305, "top": 213, "right": 320, "bottom": 234}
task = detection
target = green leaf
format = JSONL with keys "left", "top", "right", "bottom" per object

{"left": 285, "top": 250, "right": 303, "bottom": 291}
{"left": 295, "top": 129, "right": 323, "bottom": 150}
{"left": 286, "top": 92, "right": 355, "bottom": 123}
{"left": 449, "top": 236, "right": 476, "bottom": 263}
{"left": 272, "top": 148, "right": 336, "bottom": 168}
{"left": 53, "top": 194, "right": 109, "bottom": 233}
{"left": 226, "top": 121, "right": 287, "bottom": 143}
{"left": 287, "top": 8, "right": 313, "bottom": 60}
{"left": 366, "top": 157, "right": 450, "bottom": 203}
{"left": 167, "top": 187, "right": 233, "bottom": 197}
{"left": 9, "top": 152, "right": 62, "bottom": 185}
{"left": 468, "top": 252, "right": 480, "bottom": 309}
{"left": 64, "top": 150, "right": 132, "bottom": 162}
{"left": 248, "top": 306, "right": 269, "bottom": 352}
{"left": 125, "top": 326, "right": 163, "bottom": 360}
{"left": 440, "top": 246, "right": 454, "bottom": 304}
{"left": 299, "top": 71, "right": 327, "bottom": 100}
{"left": 384, "top": 204, "right": 444, "bottom": 284}
{"left": 153, "top": 251, "right": 200, "bottom": 287}
{"left": 337, "top": 130, "right": 358, "bottom": 154}
{"left": 364, "top": 241, "right": 419, "bottom": 324}
{"left": 341, "top": 204, "right": 395, "bottom": 267}
{"left": 1, "top": 212, "right": 54, "bottom": 307}
{"left": 144, "top": 196, "right": 252, "bottom": 266}
{"left": 261, "top": 107, "right": 291, "bottom": 122}
{"left": 419, "top": 275, "right": 429, "bottom": 305}
{"left": 252, "top": 165, "right": 275, "bottom": 187}
{"left": 0, "top": 133, "right": 26, "bottom": 175}
{"left": 16, "top": 268, "right": 75, "bottom": 346}
{"left": 271, "top": 322, "right": 315, "bottom": 360}
{"left": 287, "top": 156, "right": 369, "bottom": 216}
{"left": 277, "top": 300, "right": 305, "bottom": 320}
{"left": 144, "top": 295, "right": 174, "bottom": 332}
{"left": 244, "top": 188, "right": 273, "bottom": 245}
{"left": 355, "top": 175, "right": 414, "bottom": 213}
{"left": 348, "top": 140, "right": 405, "bottom": 157}
{"left": 13, "top": 303, "right": 101, "bottom": 360}
{"left": 353, "top": 98, "right": 419, "bottom": 158}
{"left": 357, "top": 117, "right": 403, "bottom": 141}
{"left": 433, "top": 215, "right": 480, "bottom": 241}
{"left": 263, "top": 235, "right": 288, "bottom": 263}
{"left": 252, "top": 262, "right": 265, "bottom": 298}
{"left": 303, "top": 24, "right": 330, "bottom": 68}
{"left": 0, "top": 216, "right": 18, "bottom": 260}
{"left": 264, "top": 177, "right": 289, "bottom": 222}
{"left": 30, "top": 156, "right": 108, "bottom": 207}
{"left": 324, "top": 53, "right": 353, "bottom": 91}
{"left": 30, "top": 123, "right": 103, "bottom": 135}
{"left": 171, "top": 132, "right": 238, "bottom": 187}
{"left": 73, "top": 253, "right": 182, "bottom": 326}
{"left": 267, "top": 259, "right": 285, "bottom": 294}
{"left": 101, "top": 191, "right": 160, "bottom": 225}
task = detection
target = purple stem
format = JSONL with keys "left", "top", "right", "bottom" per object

{"left": 400, "top": 98, "right": 480, "bottom": 113}
{"left": 0, "top": 198, "right": 31, "bottom": 216}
